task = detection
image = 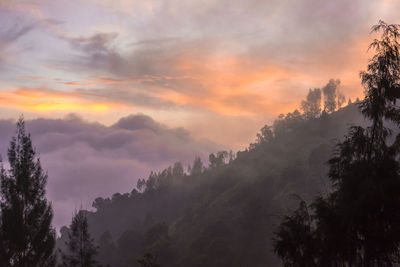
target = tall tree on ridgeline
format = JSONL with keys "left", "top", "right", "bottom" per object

{"left": 172, "top": 162, "right": 184, "bottom": 178}
{"left": 274, "top": 21, "right": 400, "bottom": 266}
{"left": 301, "top": 88, "right": 322, "bottom": 118}
{"left": 0, "top": 117, "right": 56, "bottom": 266}
{"left": 337, "top": 92, "right": 346, "bottom": 109}
{"left": 190, "top": 156, "right": 204, "bottom": 176}
{"left": 323, "top": 79, "right": 340, "bottom": 113}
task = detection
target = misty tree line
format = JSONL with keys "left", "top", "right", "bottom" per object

{"left": 1, "top": 20, "right": 400, "bottom": 267}
{"left": 0, "top": 118, "right": 106, "bottom": 267}
{"left": 0, "top": 79, "right": 354, "bottom": 267}
{"left": 274, "top": 21, "right": 400, "bottom": 266}
{"left": 0, "top": 114, "right": 277, "bottom": 267}
{"left": 301, "top": 78, "right": 347, "bottom": 119}
{"left": 248, "top": 78, "right": 353, "bottom": 150}
{"left": 134, "top": 151, "right": 235, "bottom": 195}
{"left": 0, "top": 117, "right": 240, "bottom": 267}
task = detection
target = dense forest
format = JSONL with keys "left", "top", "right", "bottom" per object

{"left": 1, "top": 21, "right": 400, "bottom": 266}
{"left": 55, "top": 84, "right": 365, "bottom": 267}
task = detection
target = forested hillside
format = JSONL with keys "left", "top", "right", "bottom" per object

{"left": 57, "top": 100, "right": 367, "bottom": 267}
{"left": 2, "top": 1, "right": 400, "bottom": 266}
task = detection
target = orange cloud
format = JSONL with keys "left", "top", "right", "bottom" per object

{"left": 4, "top": 30, "right": 372, "bottom": 120}
{"left": 18, "top": 76, "right": 44, "bottom": 81}
{"left": 151, "top": 55, "right": 321, "bottom": 116}
{"left": 33, "top": 103, "right": 109, "bottom": 112}
{"left": 63, "top": 81, "right": 97, "bottom": 87}
{"left": 0, "top": 88, "right": 121, "bottom": 113}
{"left": 148, "top": 35, "right": 371, "bottom": 117}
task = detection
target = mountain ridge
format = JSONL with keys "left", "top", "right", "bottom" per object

{"left": 57, "top": 103, "right": 369, "bottom": 267}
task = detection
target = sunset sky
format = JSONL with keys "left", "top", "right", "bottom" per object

{"left": 1, "top": 0, "right": 400, "bottom": 228}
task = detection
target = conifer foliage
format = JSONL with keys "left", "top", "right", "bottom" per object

{"left": 60, "top": 211, "right": 99, "bottom": 267}
{"left": 274, "top": 21, "right": 400, "bottom": 267}
{"left": 0, "top": 117, "right": 56, "bottom": 266}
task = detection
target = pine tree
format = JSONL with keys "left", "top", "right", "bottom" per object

{"left": 0, "top": 117, "right": 56, "bottom": 266}
{"left": 61, "top": 211, "right": 99, "bottom": 267}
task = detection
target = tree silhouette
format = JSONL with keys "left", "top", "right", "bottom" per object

{"left": 142, "top": 222, "right": 177, "bottom": 267}
{"left": 322, "top": 79, "right": 340, "bottom": 113}
{"left": 137, "top": 253, "right": 160, "bottom": 267}
{"left": 97, "top": 231, "right": 117, "bottom": 267}
{"left": 337, "top": 92, "right": 346, "bottom": 109}
{"left": 208, "top": 151, "right": 228, "bottom": 168}
{"left": 0, "top": 117, "right": 56, "bottom": 266}
{"left": 274, "top": 21, "right": 400, "bottom": 266}
{"left": 190, "top": 157, "right": 204, "bottom": 176}
{"left": 301, "top": 88, "right": 322, "bottom": 118}
{"left": 172, "top": 162, "right": 184, "bottom": 178}
{"left": 60, "top": 211, "right": 99, "bottom": 267}
{"left": 273, "top": 200, "right": 317, "bottom": 267}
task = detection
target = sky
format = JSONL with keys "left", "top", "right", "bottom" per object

{"left": 1, "top": 0, "right": 400, "bottom": 228}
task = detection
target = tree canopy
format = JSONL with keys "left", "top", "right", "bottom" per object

{"left": 60, "top": 211, "right": 99, "bottom": 267}
{"left": 274, "top": 20, "right": 400, "bottom": 267}
{"left": 0, "top": 118, "right": 55, "bottom": 266}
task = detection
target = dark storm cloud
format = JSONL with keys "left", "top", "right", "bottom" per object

{"left": 0, "top": 114, "right": 220, "bottom": 228}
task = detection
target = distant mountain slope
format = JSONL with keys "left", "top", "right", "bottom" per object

{"left": 0, "top": 114, "right": 220, "bottom": 229}
{"left": 58, "top": 104, "right": 371, "bottom": 267}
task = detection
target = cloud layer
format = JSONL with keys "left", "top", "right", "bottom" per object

{"left": 0, "top": 114, "right": 220, "bottom": 228}
{"left": 0, "top": 0, "right": 392, "bottom": 118}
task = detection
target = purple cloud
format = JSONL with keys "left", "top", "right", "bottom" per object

{"left": 0, "top": 114, "right": 221, "bottom": 229}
